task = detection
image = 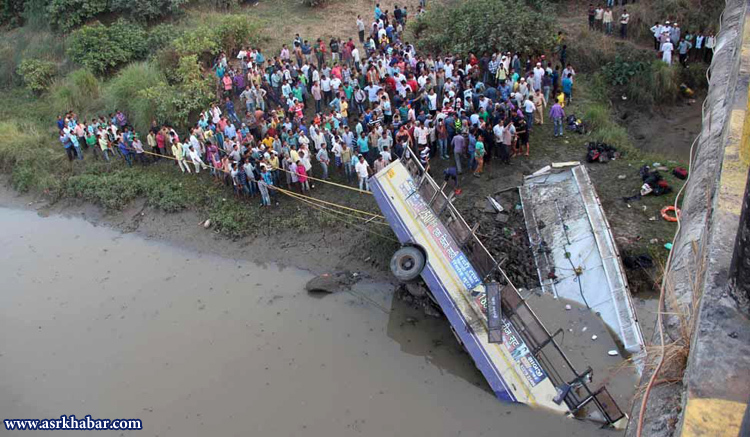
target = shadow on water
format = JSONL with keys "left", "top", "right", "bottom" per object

{"left": 383, "top": 287, "right": 492, "bottom": 393}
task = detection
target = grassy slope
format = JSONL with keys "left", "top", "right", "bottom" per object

{"left": 0, "top": 0, "right": 683, "bottom": 289}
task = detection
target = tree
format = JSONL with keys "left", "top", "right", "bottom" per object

{"left": 412, "top": 0, "right": 556, "bottom": 56}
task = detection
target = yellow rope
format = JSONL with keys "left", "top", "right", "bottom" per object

{"left": 281, "top": 190, "right": 398, "bottom": 242}
{"left": 273, "top": 186, "right": 385, "bottom": 219}
{"left": 273, "top": 163, "right": 372, "bottom": 195}
{"left": 111, "top": 146, "right": 386, "bottom": 222}
{"left": 273, "top": 186, "right": 390, "bottom": 226}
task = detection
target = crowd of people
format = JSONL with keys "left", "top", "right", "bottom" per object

{"left": 649, "top": 21, "right": 715, "bottom": 66}
{"left": 58, "top": 2, "right": 575, "bottom": 207}
{"left": 587, "top": 4, "right": 716, "bottom": 66}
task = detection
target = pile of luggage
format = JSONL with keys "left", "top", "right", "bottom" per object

{"left": 566, "top": 115, "right": 586, "bottom": 134}
{"left": 638, "top": 165, "right": 672, "bottom": 196}
{"left": 585, "top": 141, "right": 619, "bottom": 163}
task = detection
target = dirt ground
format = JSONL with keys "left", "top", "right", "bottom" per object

{"left": 617, "top": 98, "right": 703, "bottom": 163}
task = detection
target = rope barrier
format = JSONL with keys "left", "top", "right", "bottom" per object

{"left": 98, "top": 144, "right": 388, "bottom": 223}
{"left": 271, "top": 185, "right": 390, "bottom": 226}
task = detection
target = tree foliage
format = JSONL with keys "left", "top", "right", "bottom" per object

{"left": 0, "top": 0, "right": 25, "bottom": 27}
{"left": 110, "top": 0, "right": 187, "bottom": 22}
{"left": 16, "top": 58, "right": 56, "bottom": 93}
{"left": 66, "top": 20, "right": 147, "bottom": 74}
{"left": 47, "top": 0, "right": 108, "bottom": 32}
{"left": 412, "top": 0, "right": 556, "bottom": 56}
{"left": 173, "top": 15, "right": 259, "bottom": 61}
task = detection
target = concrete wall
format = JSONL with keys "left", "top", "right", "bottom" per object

{"left": 627, "top": 0, "right": 750, "bottom": 435}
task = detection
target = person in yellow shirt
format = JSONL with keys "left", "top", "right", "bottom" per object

{"left": 261, "top": 134, "right": 274, "bottom": 150}
{"left": 556, "top": 91, "right": 565, "bottom": 108}
{"left": 340, "top": 99, "right": 349, "bottom": 122}
{"left": 268, "top": 151, "right": 281, "bottom": 185}
{"left": 172, "top": 141, "right": 191, "bottom": 173}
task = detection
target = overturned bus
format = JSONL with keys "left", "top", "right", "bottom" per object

{"left": 369, "top": 152, "right": 638, "bottom": 427}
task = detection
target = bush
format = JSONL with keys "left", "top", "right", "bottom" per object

{"left": 110, "top": 0, "right": 187, "bottom": 22}
{"left": 680, "top": 63, "right": 708, "bottom": 90}
{"left": 47, "top": 0, "right": 108, "bottom": 32}
{"left": 145, "top": 23, "right": 181, "bottom": 53}
{"left": 16, "top": 58, "right": 57, "bottom": 93}
{"left": 602, "top": 56, "right": 647, "bottom": 86}
{"left": 412, "top": 0, "right": 556, "bottom": 56}
{"left": 67, "top": 19, "right": 147, "bottom": 74}
{"left": 625, "top": 60, "right": 680, "bottom": 105}
{"left": 1, "top": 0, "right": 26, "bottom": 27}
{"left": 173, "top": 15, "right": 260, "bottom": 63}
{"left": 0, "top": 120, "right": 62, "bottom": 193}
{"left": 105, "top": 61, "right": 168, "bottom": 132}
{"left": 51, "top": 68, "right": 102, "bottom": 113}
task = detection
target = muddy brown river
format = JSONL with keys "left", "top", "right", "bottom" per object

{"left": 0, "top": 207, "right": 620, "bottom": 436}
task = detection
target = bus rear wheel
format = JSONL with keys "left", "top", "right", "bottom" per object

{"left": 390, "top": 246, "right": 426, "bottom": 282}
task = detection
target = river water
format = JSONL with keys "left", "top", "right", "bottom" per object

{"left": 0, "top": 207, "right": 614, "bottom": 436}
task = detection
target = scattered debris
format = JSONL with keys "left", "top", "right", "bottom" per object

{"left": 617, "top": 174, "right": 627, "bottom": 180}
{"left": 202, "top": 219, "right": 211, "bottom": 229}
{"left": 608, "top": 350, "right": 619, "bottom": 356}
{"left": 649, "top": 238, "right": 659, "bottom": 244}
{"left": 565, "top": 304, "right": 572, "bottom": 310}
{"left": 586, "top": 142, "right": 619, "bottom": 162}
{"left": 591, "top": 335, "right": 598, "bottom": 340}
{"left": 487, "top": 196, "right": 505, "bottom": 213}
{"left": 664, "top": 242, "right": 673, "bottom": 250}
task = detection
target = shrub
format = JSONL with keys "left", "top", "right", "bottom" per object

{"left": 0, "top": 120, "right": 61, "bottom": 193}
{"left": 173, "top": 15, "right": 260, "bottom": 63}
{"left": 146, "top": 23, "right": 181, "bottom": 54}
{"left": 625, "top": 60, "right": 680, "bottom": 105}
{"left": 1, "top": 0, "right": 26, "bottom": 27}
{"left": 583, "top": 103, "right": 610, "bottom": 132}
{"left": 412, "top": 0, "right": 556, "bottom": 56}
{"left": 47, "top": 0, "right": 108, "bottom": 32}
{"left": 680, "top": 63, "right": 708, "bottom": 90}
{"left": 66, "top": 19, "right": 147, "bottom": 74}
{"left": 110, "top": 0, "right": 187, "bottom": 22}
{"left": 170, "top": 55, "right": 214, "bottom": 129}
{"left": 602, "top": 56, "right": 647, "bottom": 86}
{"left": 51, "top": 68, "right": 102, "bottom": 113}
{"left": 105, "top": 61, "right": 168, "bottom": 132}
{"left": 16, "top": 58, "right": 57, "bottom": 93}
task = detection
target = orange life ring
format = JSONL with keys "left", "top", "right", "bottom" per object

{"left": 661, "top": 206, "right": 680, "bottom": 222}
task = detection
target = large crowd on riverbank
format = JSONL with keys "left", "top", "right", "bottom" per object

{"left": 58, "top": 2, "right": 574, "bottom": 206}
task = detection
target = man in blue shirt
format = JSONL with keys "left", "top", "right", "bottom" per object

{"left": 224, "top": 123, "right": 237, "bottom": 141}
{"left": 225, "top": 97, "right": 240, "bottom": 126}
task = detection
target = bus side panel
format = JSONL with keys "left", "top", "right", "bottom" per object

{"left": 371, "top": 174, "right": 516, "bottom": 403}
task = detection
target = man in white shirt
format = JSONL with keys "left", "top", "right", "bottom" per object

{"left": 320, "top": 75, "right": 332, "bottom": 105}
{"left": 523, "top": 97, "right": 536, "bottom": 130}
{"left": 355, "top": 155, "right": 370, "bottom": 191}
{"left": 651, "top": 21, "right": 663, "bottom": 51}
{"left": 187, "top": 145, "right": 207, "bottom": 173}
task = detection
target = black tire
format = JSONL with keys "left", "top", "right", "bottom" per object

{"left": 390, "top": 246, "right": 426, "bottom": 282}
